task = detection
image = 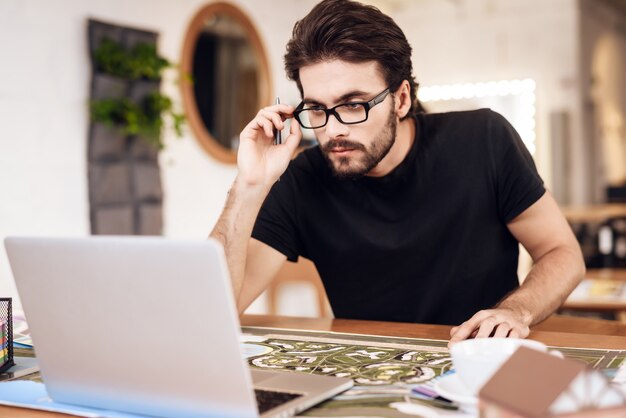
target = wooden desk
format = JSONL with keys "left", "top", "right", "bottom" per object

{"left": 241, "top": 314, "right": 626, "bottom": 349}
{"left": 3, "top": 314, "right": 626, "bottom": 417}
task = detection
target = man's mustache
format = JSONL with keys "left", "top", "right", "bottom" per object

{"left": 321, "top": 139, "right": 366, "bottom": 153}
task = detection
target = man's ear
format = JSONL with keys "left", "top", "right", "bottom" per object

{"left": 395, "top": 80, "right": 411, "bottom": 119}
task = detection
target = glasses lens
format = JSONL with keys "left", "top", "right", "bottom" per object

{"left": 335, "top": 103, "right": 367, "bottom": 124}
{"left": 297, "top": 108, "right": 327, "bottom": 129}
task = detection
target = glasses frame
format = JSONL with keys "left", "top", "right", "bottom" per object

{"left": 293, "top": 87, "right": 391, "bottom": 129}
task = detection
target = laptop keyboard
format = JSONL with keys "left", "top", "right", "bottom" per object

{"left": 254, "top": 389, "right": 303, "bottom": 414}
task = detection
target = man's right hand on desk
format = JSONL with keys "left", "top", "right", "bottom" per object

{"left": 447, "top": 306, "right": 532, "bottom": 347}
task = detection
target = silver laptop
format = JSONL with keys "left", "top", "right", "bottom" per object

{"left": 5, "top": 236, "right": 352, "bottom": 418}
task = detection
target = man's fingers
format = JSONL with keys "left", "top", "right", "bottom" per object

{"left": 449, "top": 326, "right": 458, "bottom": 337}
{"left": 493, "top": 322, "right": 512, "bottom": 338}
{"left": 448, "top": 309, "right": 531, "bottom": 346}
{"left": 263, "top": 103, "right": 294, "bottom": 115}
{"left": 282, "top": 120, "right": 302, "bottom": 152}
{"left": 259, "top": 112, "right": 282, "bottom": 138}
{"left": 259, "top": 109, "right": 285, "bottom": 132}
{"left": 448, "top": 310, "right": 492, "bottom": 345}
{"left": 508, "top": 325, "right": 530, "bottom": 339}
{"left": 246, "top": 116, "right": 272, "bottom": 138}
{"left": 245, "top": 105, "right": 296, "bottom": 141}
{"left": 474, "top": 316, "right": 498, "bottom": 338}
{"left": 448, "top": 322, "right": 477, "bottom": 345}
{"left": 454, "top": 311, "right": 491, "bottom": 334}
{"left": 256, "top": 118, "right": 274, "bottom": 139}
{"left": 508, "top": 328, "right": 521, "bottom": 339}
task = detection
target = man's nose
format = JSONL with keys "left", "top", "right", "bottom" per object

{"left": 324, "top": 112, "right": 349, "bottom": 138}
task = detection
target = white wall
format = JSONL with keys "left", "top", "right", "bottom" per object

{"left": 0, "top": 0, "right": 596, "bottom": 311}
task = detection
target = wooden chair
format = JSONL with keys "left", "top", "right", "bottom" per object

{"left": 266, "top": 258, "right": 331, "bottom": 317}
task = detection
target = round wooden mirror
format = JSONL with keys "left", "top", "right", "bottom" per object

{"left": 181, "top": 2, "right": 272, "bottom": 163}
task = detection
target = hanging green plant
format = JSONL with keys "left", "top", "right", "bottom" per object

{"left": 90, "top": 37, "right": 185, "bottom": 148}
{"left": 91, "top": 92, "right": 185, "bottom": 149}
{"left": 94, "top": 38, "right": 171, "bottom": 80}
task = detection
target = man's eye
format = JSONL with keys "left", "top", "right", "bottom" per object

{"left": 344, "top": 103, "right": 362, "bottom": 109}
{"left": 309, "top": 108, "right": 326, "bottom": 114}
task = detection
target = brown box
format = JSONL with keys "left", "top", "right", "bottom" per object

{"left": 479, "top": 346, "right": 626, "bottom": 417}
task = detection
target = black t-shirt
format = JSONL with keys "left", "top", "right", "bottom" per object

{"left": 252, "top": 109, "right": 545, "bottom": 325}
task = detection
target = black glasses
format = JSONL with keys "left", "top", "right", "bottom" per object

{"left": 293, "top": 88, "right": 391, "bottom": 129}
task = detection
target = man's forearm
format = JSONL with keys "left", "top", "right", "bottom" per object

{"left": 449, "top": 244, "right": 585, "bottom": 346}
{"left": 449, "top": 193, "right": 586, "bottom": 345}
{"left": 210, "top": 177, "right": 272, "bottom": 302}
{"left": 497, "top": 245, "right": 585, "bottom": 326}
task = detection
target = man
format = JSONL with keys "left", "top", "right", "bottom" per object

{"left": 211, "top": 0, "right": 585, "bottom": 344}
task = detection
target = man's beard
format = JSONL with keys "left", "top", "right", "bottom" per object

{"left": 320, "top": 107, "right": 397, "bottom": 180}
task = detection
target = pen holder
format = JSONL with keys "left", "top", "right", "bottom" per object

{"left": 0, "top": 298, "right": 15, "bottom": 373}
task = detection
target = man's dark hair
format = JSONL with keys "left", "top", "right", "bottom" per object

{"left": 284, "top": 0, "right": 424, "bottom": 118}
